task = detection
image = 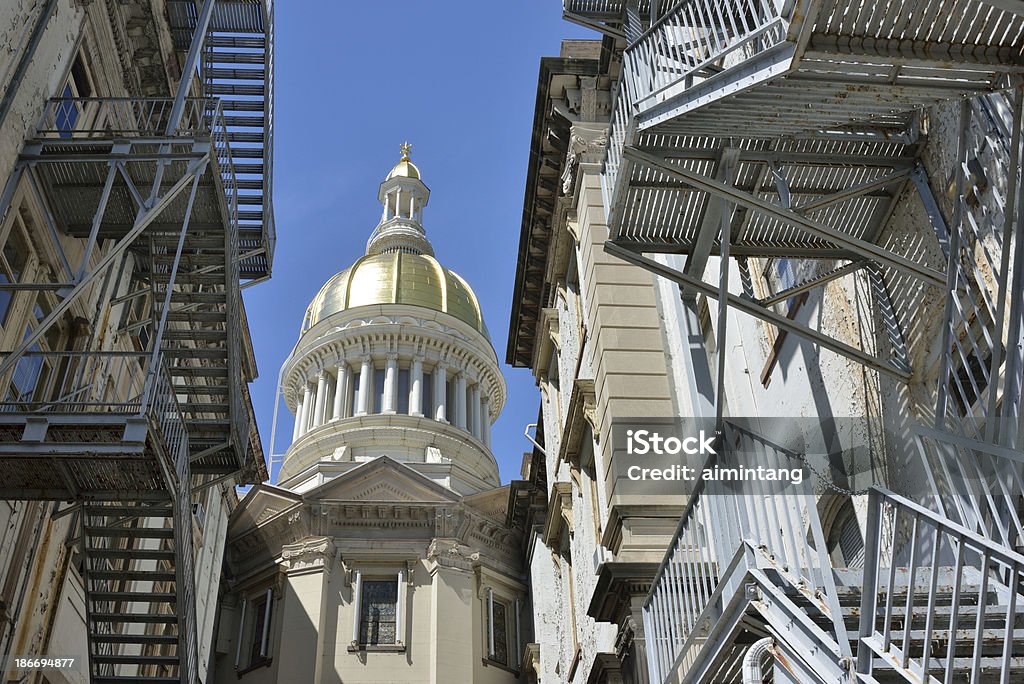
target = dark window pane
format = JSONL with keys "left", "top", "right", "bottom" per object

{"left": 421, "top": 372, "right": 433, "bottom": 417}
{"left": 492, "top": 600, "right": 508, "bottom": 666}
{"left": 374, "top": 366, "right": 386, "bottom": 414}
{"left": 397, "top": 368, "right": 410, "bottom": 414}
{"left": 359, "top": 579, "right": 397, "bottom": 645}
{"left": 249, "top": 598, "right": 267, "bottom": 662}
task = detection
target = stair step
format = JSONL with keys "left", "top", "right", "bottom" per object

{"left": 208, "top": 83, "right": 263, "bottom": 96}
{"left": 165, "top": 312, "right": 227, "bottom": 323}
{"left": 234, "top": 163, "right": 264, "bottom": 175}
{"left": 207, "top": 36, "right": 265, "bottom": 49}
{"left": 166, "top": 365, "right": 228, "bottom": 376}
{"left": 161, "top": 330, "right": 227, "bottom": 341}
{"left": 228, "top": 131, "right": 264, "bottom": 144}
{"left": 94, "top": 654, "right": 179, "bottom": 666}
{"left": 209, "top": 52, "right": 264, "bottom": 64}
{"left": 90, "top": 591, "right": 176, "bottom": 603}
{"left": 89, "top": 570, "right": 177, "bottom": 582}
{"left": 86, "top": 549, "right": 174, "bottom": 561}
{"left": 92, "top": 633, "right": 179, "bottom": 645}
{"left": 91, "top": 612, "right": 177, "bottom": 624}
{"left": 83, "top": 506, "right": 173, "bottom": 517}
{"left": 93, "top": 677, "right": 182, "bottom": 683}
{"left": 87, "top": 527, "right": 174, "bottom": 539}
{"left": 207, "top": 67, "right": 265, "bottom": 80}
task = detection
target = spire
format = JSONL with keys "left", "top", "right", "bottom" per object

{"left": 368, "top": 144, "right": 433, "bottom": 256}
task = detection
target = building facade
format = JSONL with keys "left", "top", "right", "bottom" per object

{"left": 509, "top": 3, "right": 1024, "bottom": 682}
{"left": 0, "top": 0, "right": 273, "bottom": 682}
{"left": 212, "top": 152, "right": 528, "bottom": 684}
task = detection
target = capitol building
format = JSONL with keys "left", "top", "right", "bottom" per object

{"left": 215, "top": 150, "right": 526, "bottom": 684}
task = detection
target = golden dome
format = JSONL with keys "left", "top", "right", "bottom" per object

{"left": 305, "top": 252, "right": 488, "bottom": 338}
{"left": 387, "top": 159, "right": 421, "bottom": 180}
{"left": 386, "top": 142, "right": 421, "bottom": 180}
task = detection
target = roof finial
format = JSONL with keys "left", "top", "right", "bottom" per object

{"left": 400, "top": 141, "right": 412, "bottom": 161}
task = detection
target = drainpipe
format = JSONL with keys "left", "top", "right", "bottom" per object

{"left": 742, "top": 637, "right": 774, "bottom": 684}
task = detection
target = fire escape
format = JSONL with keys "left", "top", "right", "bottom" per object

{"left": 565, "top": 0, "right": 1024, "bottom": 681}
{"left": 0, "top": 0, "right": 272, "bottom": 681}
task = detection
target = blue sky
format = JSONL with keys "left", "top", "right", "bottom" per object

{"left": 243, "top": 2, "right": 592, "bottom": 483}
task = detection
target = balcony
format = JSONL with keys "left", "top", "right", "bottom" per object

{"left": 0, "top": 351, "right": 190, "bottom": 500}
{"left": 622, "top": 0, "right": 1024, "bottom": 137}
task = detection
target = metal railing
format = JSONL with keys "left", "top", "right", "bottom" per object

{"left": 857, "top": 487, "right": 1024, "bottom": 679}
{"left": 36, "top": 97, "right": 223, "bottom": 139}
{"left": 622, "top": 0, "right": 788, "bottom": 113}
{"left": 0, "top": 351, "right": 147, "bottom": 413}
{"left": 642, "top": 423, "right": 849, "bottom": 682}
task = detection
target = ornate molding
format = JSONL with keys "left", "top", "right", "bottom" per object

{"left": 561, "top": 123, "right": 610, "bottom": 196}
{"left": 281, "top": 536, "right": 335, "bottom": 574}
{"left": 426, "top": 538, "right": 479, "bottom": 572}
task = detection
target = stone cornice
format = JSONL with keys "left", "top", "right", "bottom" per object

{"left": 559, "top": 377, "right": 600, "bottom": 467}
{"left": 586, "top": 561, "right": 660, "bottom": 624}
{"left": 541, "top": 482, "right": 574, "bottom": 550}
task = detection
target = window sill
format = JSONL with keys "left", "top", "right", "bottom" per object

{"left": 236, "top": 656, "right": 272, "bottom": 676}
{"left": 482, "top": 657, "right": 519, "bottom": 675}
{"left": 347, "top": 643, "right": 406, "bottom": 653}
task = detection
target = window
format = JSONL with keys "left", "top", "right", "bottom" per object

{"left": 55, "top": 51, "right": 94, "bottom": 138}
{"left": 373, "top": 365, "right": 386, "bottom": 414}
{"left": 397, "top": 368, "right": 410, "bottom": 414}
{"left": 350, "top": 369, "right": 361, "bottom": 415}
{"left": 421, "top": 371, "right": 433, "bottom": 417}
{"left": 358, "top": 578, "right": 398, "bottom": 645}
{"left": 489, "top": 596, "right": 509, "bottom": 665}
{"left": 236, "top": 588, "right": 273, "bottom": 670}
{"left": 0, "top": 228, "right": 29, "bottom": 327}
{"left": 485, "top": 588, "right": 521, "bottom": 670}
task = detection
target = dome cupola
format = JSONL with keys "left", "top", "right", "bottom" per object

{"left": 278, "top": 145, "right": 505, "bottom": 496}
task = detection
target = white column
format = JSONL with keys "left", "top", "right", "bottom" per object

{"left": 298, "top": 382, "right": 313, "bottom": 437}
{"left": 454, "top": 374, "right": 467, "bottom": 429}
{"left": 313, "top": 370, "right": 328, "bottom": 428}
{"left": 382, "top": 354, "right": 398, "bottom": 414}
{"left": 434, "top": 362, "right": 447, "bottom": 422}
{"left": 333, "top": 363, "right": 349, "bottom": 420}
{"left": 482, "top": 399, "right": 492, "bottom": 449}
{"left": 351, "top": 570, "right": 362, "bottom": 644}
{"left": 356, "top": 356, "right": 373, "bottom": 416}
{"left": 410, "top": 356, "right": 424, "bottom": 417}
{"left": 395, "top": 188, "right": 403, "bottom": 218}
{"left": 469, "top": 383, "right": 481, "bottom": 438}
{"left": 292, "top": 393, "right": 304, "bottom": 441}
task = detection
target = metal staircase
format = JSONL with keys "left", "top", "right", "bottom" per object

{"left": 82, "top": 503, "right": 191, "bottom": 683}
{"left": 568, "top": 0, "right": 1024, "bottom": 681}
{"left": 0, "top": 1, "right": 273, "bottom": 681}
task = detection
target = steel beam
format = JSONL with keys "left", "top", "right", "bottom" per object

{"left": 622, "top": 146, "right": 947, "bottom": 288}
{"left": 166, "top": 0, "right": 216, "bottom": 135}
{"left": 934, "top": 101, "right": 970, "bottom": 430}
{"left": 757, "top": 261, "right": 865, "bottom": 307}
{"left": 605, "top": 241, "right": 912, "bottom": 381}
{"left": 0, "top": 156, "right": 207, "bottom": 377}
{"left": 794, "top": 168, "right": 910, "bottom": 214}
{"left": 686, "top": 147, "right": 739, "bottom": 279}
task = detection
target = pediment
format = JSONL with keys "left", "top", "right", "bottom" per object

{"left": 229, "top": 484, "right": 303, "bottom": 536}
{"left": 305, "top": 455, "right": 461, "bottom": 505}
{"left": 463, "top": 486, "right": 510, "bottom": 523}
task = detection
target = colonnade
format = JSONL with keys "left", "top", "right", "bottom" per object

{"left": 292, "top": 355, "right": 493, "bottom": 447}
